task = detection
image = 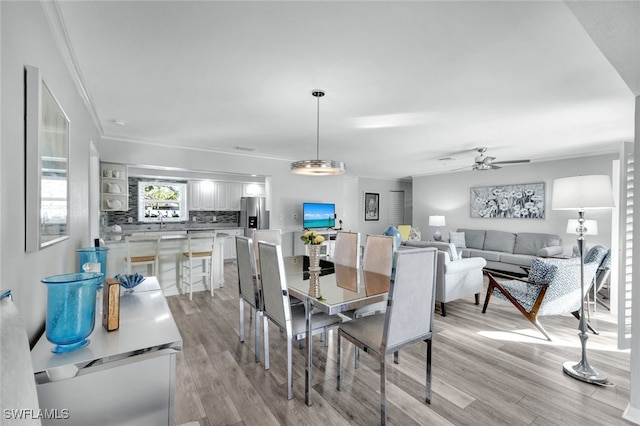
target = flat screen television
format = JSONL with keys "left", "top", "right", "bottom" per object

{"left": 303, "top": 202, "right": 336, "bottom": 229}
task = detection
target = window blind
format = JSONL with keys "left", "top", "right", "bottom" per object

{"left": 618, "top": 141, "right": 634, "bottom": 349}
{"left": 388, "top": 190, "right": 405, "bottom": 227}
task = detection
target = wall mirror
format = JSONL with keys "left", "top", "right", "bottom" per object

{"left": 25, "top": 65, "right": 70, "bottom": 251}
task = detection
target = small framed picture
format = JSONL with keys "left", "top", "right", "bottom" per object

{"left": 364, "top": 192, "right": 379, "bottom": 221}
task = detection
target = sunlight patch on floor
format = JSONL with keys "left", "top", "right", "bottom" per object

{"left": 477, "top": 329, "right": 630, "bottom": 353}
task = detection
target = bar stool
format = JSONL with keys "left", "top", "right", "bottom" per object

{"left": 181, "top": 231, "right": 216, "bottom": 300}
{"left": 124, "top": 235, "right": 161, "bottom": 277}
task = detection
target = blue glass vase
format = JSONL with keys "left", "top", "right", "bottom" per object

{"left": 42, "top": 272, "right": 103, "bottom": 353}
{"left": 383, "top": 226, "right": 403, "bottom": 250}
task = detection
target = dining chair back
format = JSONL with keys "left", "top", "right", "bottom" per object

{"left": 124, "top": 234, "right": 161, "bottom": 277}
{"left": 258, "top": 241, "right": 342, "bottom": 400}
{"left": 333, "top": 231, "right": 360, "bottom": 268}
{"left": 252, "top": 229, "right": 282, "bottom": 278}
{"left": 337, "top": 247, "right": 437, "bottom": 425}
{"left": 236, "top": 235, "right": 264, "bottom": 362}
{"left": 362, "top": 234, "right": 394, "bottom": 275}
{"left": 181, "top": 231, "right": 216, "bottom": 300}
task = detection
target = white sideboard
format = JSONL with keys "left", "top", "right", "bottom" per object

{"left": 31, "top": 278, "right": 182, "bottom": 425}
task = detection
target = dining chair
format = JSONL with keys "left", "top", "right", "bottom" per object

{"left": 337, "top": 247, "right": 438, "bottom": 425}
{"left": 181, "top": 231, "right": 216, "bottom": 300}
{"left": 258, "top": 241, "right": 342, "bottom": 400}
{"left": 251, "top": 229, "right": 282, "bottom": 279}
{"left": 124, "top": 234, "right": 161, "bottom": 277}
{"left": 333, "top": 231, "right": 360, "bottom": 268}
{"left": 236, "top": 235, "right": 265, "bottom": 363}
{"left": 350, "top": 234, "right": 395, "bottom": 319}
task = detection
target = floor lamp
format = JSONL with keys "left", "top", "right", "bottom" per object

{"left": 552, "top": 175, "right": 614, "bottom": 384}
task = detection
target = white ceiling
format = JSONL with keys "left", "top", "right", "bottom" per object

{"left": 54, "top": 1, "right": 638, "bottom": 180}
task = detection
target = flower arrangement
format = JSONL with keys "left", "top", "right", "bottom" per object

{"left": 300, "top": 230, "right": 325, "bottom": 245}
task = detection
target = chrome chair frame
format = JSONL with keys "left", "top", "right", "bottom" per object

{"left": 337, "top": 247, "right": 438, "bottom": 425}
{"left": 236, "top": 236, "right": 265, "bottom": 363}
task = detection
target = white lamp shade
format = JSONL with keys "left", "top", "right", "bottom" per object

{"left": 428, "top": 215, "right": 446, "bottom": 227}
{"left": 552, "top": 175, "right": 615, "bottom": 210}
{"left": 566, "top": 219, "right": 598, "bottom": 235}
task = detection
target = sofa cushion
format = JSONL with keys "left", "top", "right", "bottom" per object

{"left": 499, "top": 253, "right": 534, "bottom": 268}
{"left": 483, "top": 230, "right": 516, "bottom": 254}
{"left": 458, "top": 229, "right": 485, "bottom": 250}
{"left": 514, "top": 233, "right": 561, "bottom": 256}
{"left": 449, "top": 231, "right": 466, "bottom": 248}
{"left": 463, "top": 248, "right": 501, "bottom": 262}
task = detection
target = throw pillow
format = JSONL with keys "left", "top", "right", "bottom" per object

{"left": 449, "top": 231, "right": 466, "bottom": 248}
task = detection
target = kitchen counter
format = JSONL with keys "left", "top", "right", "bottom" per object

{"left": 103, "top": 228, "right": 244, "bottom": 296}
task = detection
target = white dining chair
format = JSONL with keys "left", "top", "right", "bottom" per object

{"left": 258, "top": 241, "right": 342, "bottom": 400}
{"left": 333, "top": 231, "right": 360, "bottom": 268}
{"left": 337, "top": 247, "right": 438, "bottom": 425}
{"left": 236, "top": 235, "right": 265, "bottom": 363}
{"left": 181, "top": 231, "right": 216, "bottom": 300}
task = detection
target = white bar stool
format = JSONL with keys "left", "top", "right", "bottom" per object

{"left": 181, "top": 231, "right": 216, "bottom": 300}
{"left": 124, "top": 235, "right": 161, "bottom": 278}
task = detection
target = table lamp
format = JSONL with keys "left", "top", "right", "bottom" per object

{"left": 428, "top": 215, "right": 446, "bottom": 241}
{"left": 552, "top": 175, "right": 614, "bottom": 384}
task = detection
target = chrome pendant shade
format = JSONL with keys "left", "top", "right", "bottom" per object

{"left": 291, "top": 90, "right": 346, "bottom": 176}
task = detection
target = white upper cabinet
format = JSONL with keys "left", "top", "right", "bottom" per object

{"left": 188, "top": 181, "right": 215, "bottom": 211}
{"left": 242, "top": 183, "right": 265, "bottom": 197}
{"left": 214, "top": 182, "right": 243, "bottom": 211}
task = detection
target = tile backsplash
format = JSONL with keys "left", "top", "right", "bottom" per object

{"left": 104, "top": 177, "right": 240, "bottom": 227}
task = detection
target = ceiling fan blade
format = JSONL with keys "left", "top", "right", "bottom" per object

{"left": 481, "top": 156, "right": 496, "bottom": 164}
{"left": 492, "top": 159, "right": 530, "bottom": 165}
{"left": 490, "top": 164, "right": 502, "bottom": 169}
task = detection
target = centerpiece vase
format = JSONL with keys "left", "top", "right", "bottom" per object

{"left": 307, "top": 244, "right": 322, "bottom": 298}
{"left": 41, "top": 272, "right": 104, "bottom": 353}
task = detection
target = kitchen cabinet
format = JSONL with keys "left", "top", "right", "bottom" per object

{"left": 188, "top": 180, "right": 215, "bottom": 211}
{"left": 243, "top": 183, "right": 265, "bottom": 197}
{"left": 214, "top": 182, "right": 243, "bottom": 211}
{"left": 100, "top": 162, "right": 128, "bottom": 211}
{"left": 217, "top": 228, "right": 244, "bottom": 260}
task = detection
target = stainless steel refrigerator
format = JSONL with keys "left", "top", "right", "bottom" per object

{"left": 240, "top": 196, "right": 270, "bottom": 236}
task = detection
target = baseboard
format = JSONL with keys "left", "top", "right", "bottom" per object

{"left": 623, "top": 403, "right": 640, "bottom": 425}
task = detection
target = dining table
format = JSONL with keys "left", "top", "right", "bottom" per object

{"left": 283, "top": 255, "right": 391, "bottom": 406}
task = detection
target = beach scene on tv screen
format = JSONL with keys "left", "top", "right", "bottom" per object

{"left": 304, "top": 204, "right": 335, "bottom": 228}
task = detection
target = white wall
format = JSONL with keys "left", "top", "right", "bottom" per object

{"left": 1, "top": 2, "right": 102, "bottom": 343}
{"left": 412, "top": 154, "right": 618, "bottom": 254}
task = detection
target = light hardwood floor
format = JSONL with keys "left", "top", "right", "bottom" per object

{"left": 168, "top": 263, "right": 633, "bottom": 426}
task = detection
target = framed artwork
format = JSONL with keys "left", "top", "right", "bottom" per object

{"left": 364, "top": 192, "right": 379, "bottom": 221}
{"left": 470, "top": 182, "right": 545, "bottom": 219}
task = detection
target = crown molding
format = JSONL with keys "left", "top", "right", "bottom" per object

{"left": 40, "top": 0, "right": 104, "bottom": 135}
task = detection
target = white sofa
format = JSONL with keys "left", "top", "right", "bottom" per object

{"left": 404, "top": 241, "right": 486, "bottom": 316}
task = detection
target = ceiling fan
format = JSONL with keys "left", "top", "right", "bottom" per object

{"left": 470, "top": 147, "right": 530, "bottom": 171}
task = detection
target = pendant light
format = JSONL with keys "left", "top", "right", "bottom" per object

{"left": 290, "top": 90, "right": 346, "bottom": 175}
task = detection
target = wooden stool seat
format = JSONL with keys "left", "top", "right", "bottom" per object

{"left": 182, "top": 251, "right": 212, "bottom": 258}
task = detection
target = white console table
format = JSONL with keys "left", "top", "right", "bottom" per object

{"left": 31, "top": 277, "right": 182, "bottom": 425}
{"left": 292, "top": 230, "right": 338, "bottom": 258}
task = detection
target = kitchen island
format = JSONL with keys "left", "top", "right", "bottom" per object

{"left": 104, "top": 227, "right": 243, "bottom": 296}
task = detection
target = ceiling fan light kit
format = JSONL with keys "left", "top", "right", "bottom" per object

{"left": 471, "top": 147, "right": 529, "bottom": 171}
{"left": 291, "top": 90, "right": 346, "bottom": 176}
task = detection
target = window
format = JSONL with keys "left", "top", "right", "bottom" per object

{"left": 137, "top": 181, "right": 187, "bottom": 223}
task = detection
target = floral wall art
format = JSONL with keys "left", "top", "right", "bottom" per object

{"left": 470, "top": 182, "right": 545, "bottom": 219}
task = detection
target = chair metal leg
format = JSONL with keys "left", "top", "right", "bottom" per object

{"left": 287, "top": 338, "right": 294, "bottom": 400}
{"left": 263, "top": 316, "right": 270, "bottom": 371}
{"left": 440, "top": 302, "right": 447, "bottom": 317}
{"left": 380, "top": 358, "right": 387, "bottom": 426}
{"left": 475, "top": 293, "right": 480, "bottom": 305}
{"left": 355, "top": 347, "right": 360, "bottom": 369}
{"left": 254, "top": 310, "right": 261, "bottom": 363}
{"left": 239, "top": 300, "right": 245, "bottom": 342}
{"left": 426, "top": 338, "right": 432, "bottom": 404}
{"left": 337, "top": 333, "right": 343, "bottom": 390}
{"left": 393, "top": 351, "right": 399, "bottom": 364}
{"left": 324, "top": 330, "right": 329, "bottom": 347}
{"left": 533, "top": 319, "right": 552, "bottom": 341}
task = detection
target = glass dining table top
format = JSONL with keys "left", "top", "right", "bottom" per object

{"left": 283, "top": 255, "right": 391, "bottom": 315}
